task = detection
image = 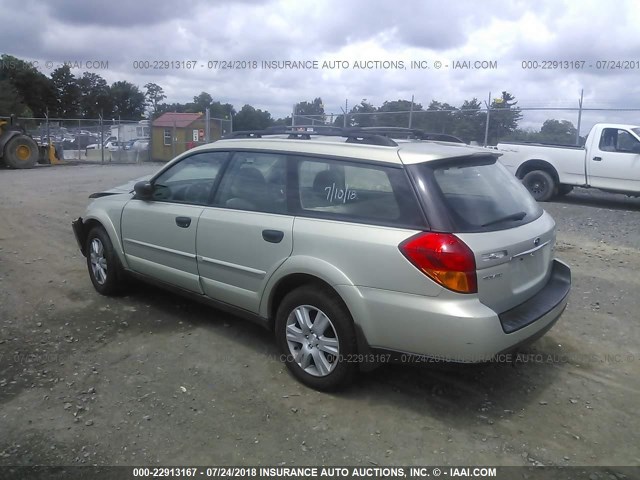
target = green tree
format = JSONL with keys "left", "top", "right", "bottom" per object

{"left": 51, "top": 65, "right": 81, "bottom": 118}
{"left": 0, "top": 54, "right": 56, "bottom": 117}
{"left": 487, "top": 91, "right": 522, "bottom": 144}
{"left": 208, "top": 101, "right": 235, "bottom": 120}
{"left": 273, "top": 116, "right": 292, "bottom": 126}
{"left": 233, "top": 104, "right": 273, "bottom": 130}
{"left": 144, "top": 82, "right": 166, "bottom": 117}
{"left": 454, "top": 98, "right": 485, "bottom": 143}
{"left": 294, "top": 97, "right": 325, "bottom": 125}
{"left": 190, "top": 91, "right": 213, "bottom": 112}
{"left": 378, "top": 99, "right": 423, "bottom": 128}
{"left": 0, "top": 79, "right": 29, "bottom": 116}
{"left": 110, "top": 81, "right": 146, "bottom": 119}
{"left": 417, "top": 101, "right": 458, "bottom": 133}
{"left": 348, "top": 100, "right": 377, "bottom": 127}
{"left": 539, "top": 119, "right": 577, "bottom": 144}
{"left": 78, "top": 72, "right": 111, "bottom": 117}
{"left": 157, "top": 102, "right": 188, "bottom": 114}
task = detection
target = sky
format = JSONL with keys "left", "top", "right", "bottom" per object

{"left": 1, "top": 0, "right": 640, "bottom": 133}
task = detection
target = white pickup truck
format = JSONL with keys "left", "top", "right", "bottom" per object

{"left": 496, "top": 123, "right": 640, "bottom": 201}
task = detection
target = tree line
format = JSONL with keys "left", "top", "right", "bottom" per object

{"left": 0, "top": 54, "right": 580, "bottom": 145}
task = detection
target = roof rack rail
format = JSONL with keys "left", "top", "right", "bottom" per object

{"left": 355, "top": 127, "right": 465, "bottom": 143}
{"left": 222, "top": 125, "right": 398, "bottom": 146}
{"left": 221, "top": 126, "right": 465, "bottom": 145}
{"left": 223, "top": 125, "right": 465, "bottom": 142}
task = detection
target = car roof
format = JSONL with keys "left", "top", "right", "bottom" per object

{"left": 190, "top": 136, "right": 499, "bottom": 166}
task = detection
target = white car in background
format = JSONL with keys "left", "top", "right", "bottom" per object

{"left": 86, "top": 136, "right": 117, "bottom": 151}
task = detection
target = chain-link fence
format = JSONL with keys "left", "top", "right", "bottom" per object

{"left": 1, "top": 111, "right": 232, "bottom": 164}
{"left": 0, "top": 116, "right": 151, "bottom": 163}
{"left": 293, "top": 102, "right": 640, "bottom": 147}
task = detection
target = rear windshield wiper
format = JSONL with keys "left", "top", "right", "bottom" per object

{"left": 481, "top": 211, "right": 526, "bottom": 228}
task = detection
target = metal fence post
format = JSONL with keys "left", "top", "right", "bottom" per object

{"left": 100, "top": 114, "right": 104, "bottom": 164}
{"left": 483, "top": 91, "right": 491, "bottom": 147}
{"left": 408, "top": 95, "right": 414, "bottom": 128}
{"left": 205, "top": 108, "right": 210, "bottom": 143}
{"left": 172, "top": 119, "right": 176, "bottom": 158}
{"left": 576, "top": 89, "right": 584, "bottom": 145}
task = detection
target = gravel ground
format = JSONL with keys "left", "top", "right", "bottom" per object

{"left": 0, "top": 165, "right": 638, "bottom": 469}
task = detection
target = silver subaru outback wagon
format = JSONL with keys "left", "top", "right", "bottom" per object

{"left": 72, "top": 127, "right": 571, "bottom": 390}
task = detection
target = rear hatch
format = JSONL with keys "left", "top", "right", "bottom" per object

{"left": 457, "top": 214, "right": 555, "bottom": 313}
{"left": 405, "top": 153, "right": 554, "bottom": 313}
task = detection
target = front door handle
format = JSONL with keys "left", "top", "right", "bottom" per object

{"left": 593, "top": 156, "right": 602, "bottom": 161}
{"left": 262, "top": 229, "right": 284, "bottom": 243}
{"left": 175, "top": 216, "right": 191, "bottom": 228}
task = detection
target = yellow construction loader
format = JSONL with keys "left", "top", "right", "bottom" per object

{"left": 0, "top": 116, "right": 63, "bottom": 169}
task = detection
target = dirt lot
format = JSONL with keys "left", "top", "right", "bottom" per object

{"left": 0, "top": 164, "right": 639, "bottom": 469}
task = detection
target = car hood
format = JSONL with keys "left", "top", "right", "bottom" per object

{"left": 88, "top": 174, "right": 152, "bottom": 198}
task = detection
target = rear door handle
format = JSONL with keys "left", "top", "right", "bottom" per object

{"left": 175, "top": 216, "right": 191, "bottom": 228}
{"left": 262, "top": 229, "right": 284, "bottom": 243}
{"left": 593, "top": 156, "right": 602, "bottom": 161}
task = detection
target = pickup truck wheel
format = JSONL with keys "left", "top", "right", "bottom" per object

{"left": 557, "top": 184, "right": 573, "bottom": 196}
{"left": 523, "top": 170, "right": 556, "bottom": 202}
{"left": 85, "top": 226, "right": 125, "bottom": 296}
{"left": 275, "top": 286, "right": 357, "bottom": 391}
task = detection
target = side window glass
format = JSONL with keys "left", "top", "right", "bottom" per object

{"left": 152, "top": 152, "right": 228, "bottom": 205}
{"left": 599, "top": 129, "right": 617, "bottom": 151}
{"left": 617, "top": 130, "right": 639, "bottom": 153}
{"left": 298, "top": 158, "right": 406, "bottom": 222}
{"left": 215, "top": 152, "right": 287, "bottom": 213}
{"left": 599, "top": 128, "right": 640, "bottom": 153}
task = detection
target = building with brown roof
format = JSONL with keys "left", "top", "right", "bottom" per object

{"left": 151, "top": 112, "right": 222, "bottom": 161}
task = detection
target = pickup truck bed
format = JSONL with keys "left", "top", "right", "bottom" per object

{"left": 497, "top": 123, "right": 640, "bottom": 201}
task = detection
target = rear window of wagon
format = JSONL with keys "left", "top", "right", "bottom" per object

{"left": 409, "top": 156, "right": 543, "bottom": 233}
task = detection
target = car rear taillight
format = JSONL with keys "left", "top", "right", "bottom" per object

{"left": 399, "top": 232, "right": 477, "bottom": 294}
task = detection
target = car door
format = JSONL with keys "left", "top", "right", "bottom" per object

{"left": 196, "top": 151, "right": 294, "bottom": 313}
{"left": 588, "top": 127, "right": 640, "bottom": 192}
{"left": 121, "top": 151, "right": 228, "bottom": 292}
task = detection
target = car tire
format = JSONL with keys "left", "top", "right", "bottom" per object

{"left": 275, "top": 285, "right": 357, "bottom": 391}
{"left": 522, "top": 170, "right": 556, "bottom": 202}
{"left": 85, "top": 226, "right": 125, "bottom": 296}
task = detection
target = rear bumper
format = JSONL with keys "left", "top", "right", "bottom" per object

{"left": 498, "top": 260, "right": 571, "bottom": 333}
{"left": 72, "top": 217, "right": 86, "bottom": 256}
{"left": 336, "top": 259, "right": 571, "bottom": 363}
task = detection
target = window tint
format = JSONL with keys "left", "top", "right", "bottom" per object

{"left": 297, "top": 157, "right": 422, "bottom": 225}
{"left": 427, "top": 159, "right": 542, "bottom": 232}
{"left": 215, "top": 152, "right": 287, "bottom": 213}
{"left": 152, "top": 152, "right": 227, "bottom": 205}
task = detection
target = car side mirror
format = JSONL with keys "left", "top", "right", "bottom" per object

{"left": 134, "top": 181, "right": 154, "bottom": 199}
{"left": 631, "top": 143, "right": 640, "bottom": 154}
